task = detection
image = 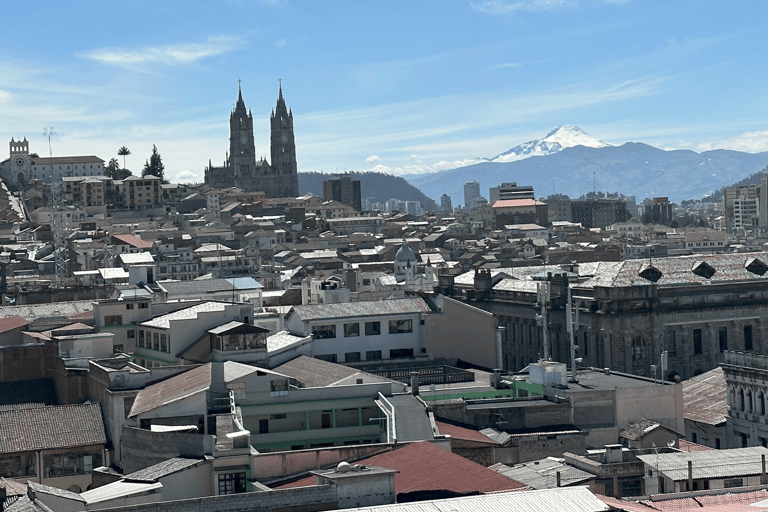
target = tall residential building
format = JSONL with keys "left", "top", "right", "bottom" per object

{"left": 440, "top": 194, "right": 452, "bottom": 212}
{"left": 724, "top": 184, "right": 760, "bottom": 233}
{"left": 644, "top": 197, "right": 674, "bottom": 225}
{"left": 464, "top": 180, "right": 480, "bottom": 209}
{"left": 571, "top": 198, "right": 629, "bottom": 229}
{"left": 204, "top": 84, "right": 299, "bottom": 198}
{"left": 323, "top": 175, "right": 361, "bottom": 211}
{"left": 489, "top": 182, "right": 535, "bottom": 203}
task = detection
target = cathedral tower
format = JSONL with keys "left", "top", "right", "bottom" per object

{"left": 270, "top": 83, "right": 299, "bottom": 197}
{"left": 229, "top": 83, "right": 256, "bottom": 181}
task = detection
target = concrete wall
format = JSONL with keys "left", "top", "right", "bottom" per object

{"left": 427, "top": 296, "right": 498, "bottom": 369}
{"left": 93, "top": 485, "right": 337, "bottom": 512}
{"left": 120, "top": 427, "right": 215, "bottom": 474}
{"left": 159, "top": 461, "right": 213, "bottom": 501}
{"left": 249, "top": 444, "right": 396, "bottom": 480}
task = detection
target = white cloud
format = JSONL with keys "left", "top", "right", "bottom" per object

{"left": 0, "top": 90, "right": 10, "bottom": 102}
{"left": 366, "top": 155, "right": 380, "bottom": 162}
{"left": 176, "top": 170, "right": 200, "bottom": 182}
{"left": 82, "top": 35, "right": 242, "bottom": 68}
{"left": 471, "top": 0, "right": 573, "bottom": 15}
{"left": 276, "top": 39, "right": 287, "bottom": 48}
{"left": 410, "top": 154, "right": 419, "bottom": 160}
{"left": 491, "top": 62, "right": 524, "bottom": 69}
{"left": 693, "top": 130, "right": 768, "bottom": 154}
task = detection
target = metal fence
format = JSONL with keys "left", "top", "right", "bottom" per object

{"left": 367, "top": 365, "right": 475, "bottom": 385}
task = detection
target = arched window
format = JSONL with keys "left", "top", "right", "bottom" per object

{"left": 747, "top": 390, "right": 753, "bottom": 413}
{"left": 739, "top": 388, "right": 745, "bottom": 412}
{"left": 760, "top": 392, "right": 765, "bottom": 416}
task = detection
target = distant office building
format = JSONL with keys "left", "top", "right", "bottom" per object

{"left": 644, "top": 197, "right": 674, "bottom": 225}
{"left": 464, "top": 181, "right": 480, "bottom": 209}
{"left": 441, "top": 194, "right": 452, "bottom": 212}
{"left": 547, "top": 197, "right": 572, "bottom": 222}
{"left": 571, "top": 198, "right": 629, "bottom": 229}
{"left": 489, "top": 182, "right": 535, "bottom": 203}
{"left": 725, "top": 185, "right": 760, "bottom": 233}
{"left": 323, "top": 175, "right": 362, "bottom": 211}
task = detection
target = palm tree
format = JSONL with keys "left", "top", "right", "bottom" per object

{"left": 117, "top": 146, "right": 131, "bottom": 169}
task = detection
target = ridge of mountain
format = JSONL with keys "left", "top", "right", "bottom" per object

{"left": 407, "top": 140, "right": 768, "bottom": 205}
{"left": 298, "top": 171, "right": 432, "bottom": 206}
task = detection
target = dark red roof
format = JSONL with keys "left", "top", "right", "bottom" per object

{"left": 112, "top": 233, "right": 153, "bottom": 249}
{"left": 129, "top": 364, "right": 211, "bottom": 417}
{"left": 678, "top": 439, "right": 714, "bottom": 452}
{"left": 0, "top": 316, "right": 29, "bottom": 333}
{"left": 277, "top": 441, "right": 526, "bottom": 494}
{"left": 435, "top": 421, "right": 499, "bottom": 445}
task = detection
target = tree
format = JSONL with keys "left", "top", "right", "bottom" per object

{"left": 118, "top": 146, "right": 131, "bottom": 169}
{"left": 105, "top": 158, "right": 120, "bottom": 178}
{"left": 142, "top": 144, "right": 165, "bottom": 180}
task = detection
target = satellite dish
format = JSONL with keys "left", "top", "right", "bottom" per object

{"left": 667, "top": 439, "right": 676, "bottom": 447}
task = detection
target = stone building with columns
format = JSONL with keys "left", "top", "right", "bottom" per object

{"left": 443, "top": 252, "right": 768, "bottom": 382}
{"left": 722, "top": 350, "right": 768, "bottom": 449}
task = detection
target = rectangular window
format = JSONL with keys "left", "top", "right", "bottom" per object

{"left": 693, "top": 329, "right": 703, "bottom": 354}
{"left": 345, "top": 352, "right": 361, "bottom": 363}
{"left": 126, "top": 303, "right": 134, "bottom": 310}
{"left": 127, "top": 329, "right": 135, "bottom": 339}
{"left": 315, "top": 354, "right": 338, "bottom": 363}
{"left": 312, "top": 324, "right": 336, "bottom": 339}
{"left": 218, "top": 472, "right": 246, "bottom": 495}
{"left": 724, "top": 478, "right": 743, "bottom": 489}
{"left": 366, "top": 350, "right": 382, "bottom": 361}
{"left": 389, "top": 319, "right": 413, "bottom": 334}
{"left": 270, "top": 380, "right": 289, "bottom": 396}
{"left": 104, "top": 315, "right": 122, "bottom": 326}
{"left": 365, "top": 321, "right": 381, "bottom": 336}
{"left": 390, "top": 348, "right": 414, "bottom": 359}
{"left": 152, "top": 332, "right": 159, "bottom": 351}
{"left": 139, "top": 302, "right": 148, "bottom": 309}
{"left": 160, "top": 334, "right": 168, "bottom": 353}
{"left": 745, "top": 325, "right": 754, "bottom": 351}
{"left": 138, "top": 330, "right": 144, "bottom": 348}
{"left": 113, "top": 345, "right": 124, "bottom": 354}
{"left": 719, "top": 327, "right": 727, "bottom": 352}
{"left": 344, "top": 323, "right": 360, "bottom": 337}
{"left": 666, "top": 330, "right": 676, "bottom": 356}
{"left": 227, "top": 382, "right": 246, "bottom": 400}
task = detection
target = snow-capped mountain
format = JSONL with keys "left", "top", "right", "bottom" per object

{"left": 491, "top": 125, "right": 611, "bottom": 163}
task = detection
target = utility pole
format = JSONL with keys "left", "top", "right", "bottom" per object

{"left": 44, "top": 127, "right": 67, "bottom": 290}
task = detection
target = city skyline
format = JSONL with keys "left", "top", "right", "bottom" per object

{"left": 1, "top": 0, "right": 765, "bottom": 184}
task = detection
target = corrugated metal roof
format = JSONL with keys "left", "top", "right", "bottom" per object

{"left": 129, "top": 364, "right": 211, "bottom": 417}
{"left": 637, "top": 446, "right": 768, "bottom": 481}
{"left": 350, "top": 486, "right": 608, "bottom": 512}
{"left": 490, "top": 460, "right": 593, "bottom": 489}
{"left": 158, "top": 277, "right": 262, "bottom": 296}
{"left": 290, "top": 297, "right": 431, "bottom": 322}
{"left": 138, "top": 301, "right": 230, "bottom": 329}
{"left": 682, "top": 367, "right": 727, "bottom": 426}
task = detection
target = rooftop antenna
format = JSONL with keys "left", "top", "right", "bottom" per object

{"left": 44, "top": 126, "right": 67, "bottom": 290}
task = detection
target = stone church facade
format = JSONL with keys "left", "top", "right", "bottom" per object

{"left": 205, "top": 85, "right": 299, "bottom": 198}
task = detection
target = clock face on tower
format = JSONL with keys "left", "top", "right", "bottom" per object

{"left": 14, "top": 157, "right": 25, "bottom": 168}
{"left": 240, "top": 133, "right": 247, "bottom": 144}
{"left": 280, "top": 134, "right": 288, "bottom": 144}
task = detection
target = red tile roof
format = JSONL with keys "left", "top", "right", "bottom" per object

{"left": 112, "top": 233, "right": 153, "bottom": 249}
{"left": 0, "top": 403, "right": 106, "bottom": 455}
{"left": 277, "top": 441, "right": 526, "bottom": 495}
{"left": 678, "top": 439, "right": 714, "bottom": 452}
{"left": 129, "top": 364, "right": 211, "bottom": 417}
{"left": 0, "top": 316, "right": 29, "bottom": 333}
{"left": 435, "top": 421, "right": 499, "bottom": 445}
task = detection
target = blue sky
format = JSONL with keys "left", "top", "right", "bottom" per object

{"left": 1, "top": 0, "right": 766, "bottom": 184}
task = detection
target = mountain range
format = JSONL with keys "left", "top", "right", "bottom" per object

{"left": 406, "top": 126, "right": 768, "bottom": 204}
